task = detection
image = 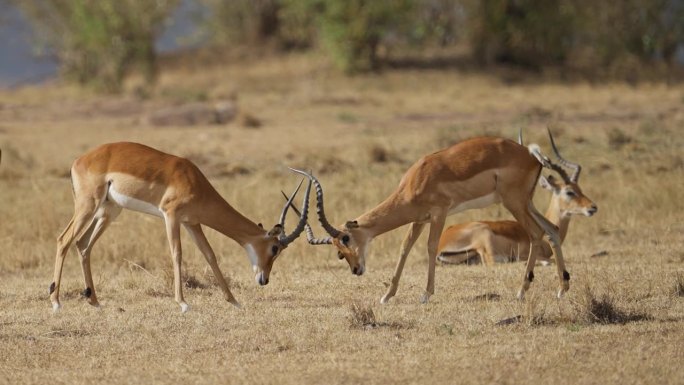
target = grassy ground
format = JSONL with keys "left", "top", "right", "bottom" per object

{"left": 0, "top": 53, "right": 683, "bottom": 384}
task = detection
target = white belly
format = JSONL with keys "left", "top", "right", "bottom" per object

{"left": 448, "top": 192, "right": 500, "bottom": 215}
{"left": 107, "top": 186, "right": 163, "bottom": 217}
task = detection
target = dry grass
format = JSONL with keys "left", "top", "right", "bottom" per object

{"left": 673, "top": 274, "right": 684, "bottom": 297}
{"left": 1, "top": 52, "right": 683, "bottom": 384}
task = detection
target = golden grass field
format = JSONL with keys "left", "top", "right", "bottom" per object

{"left": 1, "top": 53, "right": 683, "bottom": 384}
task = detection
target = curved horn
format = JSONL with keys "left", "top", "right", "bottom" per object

{"left": 279, "top": 178, "right": 313, "bottom": 246}
{"left": 288, "top": 168, "right": 342, "bottom": 238}
{"left": 518, "top": 127, "right": 523, "bottom": 145}
{"left": 547, "top": 127, "right": 582, "bottom": 182}
{"left": 280, "top": 191, "right": 333, "bottom": 245}
{"left": 278, "top": 178, "right": 304, "bottom": 227}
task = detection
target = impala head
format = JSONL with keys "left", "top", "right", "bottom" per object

{"left": 331, "top": 220, "right": 368, "bottom": 276}
{"left": 539, "top": 174, "right": 597, "bottom": 217}
{"left": 286, "top": 169, "right": 367, "bottom": 276}
{"left": 542, "top": 127, "right": 597, "bottom": 218}
{"left": 250, "top": 176, "right": 313, "bottom": 286}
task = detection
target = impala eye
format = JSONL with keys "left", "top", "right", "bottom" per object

{"left": 342, "top": 235, "right": 350, "bottom": 245}
{"left": 566, "top": 190, "right": 576, "bottom": 197}
{"left": 271, "top": 245, "right": 279, "bottom": 256}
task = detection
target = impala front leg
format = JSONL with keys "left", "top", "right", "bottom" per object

{"left": 381, "top": 222, "right": 425, "bottom": 304}
{"left": 164, "top": 212, "right": 188, "bottom": 313}
{"left": 530, "top": 207, "right": 569, "bottom": 298}
{"left": 184, "top": 224, "right": 241, "bottom": 308}
{"left": 421, "top": 211, "right": 446, "bottom": 304}
{"left": 545, "top": 232, "right": 569, "bottom": 298}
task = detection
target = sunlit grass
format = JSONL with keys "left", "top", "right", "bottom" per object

{"left": 0, "top": 52, "right": 682, "bottom": 384}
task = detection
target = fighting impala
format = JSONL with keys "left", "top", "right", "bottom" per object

{"left": 437, "top": 134, "right": 596, "bottom": 265}
{"left": 292, "top": 129, "right": 580, "bottom": 303}
{"left": 50, "top": 142, "right": 311, "bottom": 313}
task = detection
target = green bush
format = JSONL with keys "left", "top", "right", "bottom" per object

{"left": 17, "top": 0, "right": 178, "bottom": 92}
{"left": 468, "top": 0, "right": 576, "bottom": 68}
{"left": 467, "top": 0, "right": 684, "bottom": 76}
{"left": 570, "top": 0, "right": 684, "bottom": 77}
{"left": 201, "top": 0, "right": 280, "bottom": 44}
{"left": 316, "top": 0, "right": 414, "bottom": 73}
{"left": 201, "top": 0, "right": 318, "bottom": 49}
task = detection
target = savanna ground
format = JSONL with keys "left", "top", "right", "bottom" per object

{"left": 0, "top": 53, "right": 683, "bottom": 384}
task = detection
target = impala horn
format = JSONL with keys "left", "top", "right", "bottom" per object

{"left": 547, "top": 127, "right": 582, "bottom": 182}
{"left": 278, "top": 175, "right": 313, "bottom": 246}
{"left": 288, "top": 168, "right": 343, "bottom": 239}
{"left": 280, "top": 191, "right": 333, "bottom": 245}
{"left": 278, "top": 178, "right": 303, "bottom": 228}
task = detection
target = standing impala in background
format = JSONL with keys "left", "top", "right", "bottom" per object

{"left": 292, "top": 129, "right": 578, "bottom": 303}
{"left": 437, "top": 136, "right": 596, "bottom": 265}
{"left": 50, "top": 142, "right": 311, "bottom": 313}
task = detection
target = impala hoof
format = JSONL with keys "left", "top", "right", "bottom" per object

{"left": 557, "top": 288, "right": 566, "bottom": 299}
{"left": 380, "top": 294, "right": 392, "bottom": 304}
{"left": 420, "top": 292, "right": 431, "bottom": 304}
{"left": 230, "top": 299, "right": 242, "bottom": 309}
{"left": 516, "top": 289, "right": 525, "bottom": 301}
{"left": 180, "top": 303, "right": 190, "bottom": 313}
{"left": 52, "top": 302, "right": 61, "bottom": 313}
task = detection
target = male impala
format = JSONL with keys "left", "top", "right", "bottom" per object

{"left": 293, "top": 129, "right": 577, "bottom": 303}
{"left": 437, "top": 169, "right": 596, "bottom": 265}
{"left": 437, "top": 131, "right": 596, "bottom": 265}
{"left": 50, "top": 142, "right": 311, "bottom": 313}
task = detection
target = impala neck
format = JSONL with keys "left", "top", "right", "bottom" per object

{"left": 202, "top": 191, "right": 265, "bottom": 246}
{"left": 355, "top": 193, "right": 416, "bottom": 238}
{"left": 544, "top": 195, "right": 571, "bottom": 243}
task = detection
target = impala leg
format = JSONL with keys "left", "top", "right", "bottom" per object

{"left": 380, "top": 222, "right": 425, "bottom": 304}
{"left": 75, "top": 205, "right": 120, "bottom": 307}
{"left": 508, "top": 198, "right": 567, "bottom": 299}
{"left": 164, "top": 213, "right": 188, "bottom": 313}
{"left": 50, "top": 197, "right": 98, "bottom": 312}
{"left": 478, "top": 229, "right": 497, "bottom": 266}
{"left": 184, "top": 224, "right": 241, "bottom": 308}
{"left": 420, "top": 212, "right": 447, "bottom": 304}
{"left": 437, "top": 251, "right": 475, "bottom": 265}
{"left": 517, "top": 239, "right": 541, "bottom": 300}
{"left": 529, "top": 205, "right": 568, "bottom": 298}
{"left": 503, "top": 197, "right": 546, "bottom": 300}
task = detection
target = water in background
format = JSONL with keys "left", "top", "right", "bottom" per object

{"left": 0, "top": 0, "right": 206, "bottom": 88}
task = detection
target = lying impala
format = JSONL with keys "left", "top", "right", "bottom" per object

{"left": 437, "top": 137, "right": 597, "bottom": 265}
{"left": 50, "top": 142, "right": 311, "bottom": 313}
{"left": 292, "top": 130, "right": 577, "bottom": 303}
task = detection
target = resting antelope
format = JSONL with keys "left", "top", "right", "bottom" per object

{"left": 292, "top": 130, "right": 577, "bottom": 303}
{"left": 50, "top": 142, "right": 311, "bottom": 313}
{"left": 437, "top": 165, "right": 596, "bottom": 265}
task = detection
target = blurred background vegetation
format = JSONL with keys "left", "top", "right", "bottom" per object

{"left": 7, "top": 0, "right": 684, "bottom": 91}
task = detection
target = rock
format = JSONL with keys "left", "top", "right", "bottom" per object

{"left": 145, "top": 100, "right": 237, "bottom": 127}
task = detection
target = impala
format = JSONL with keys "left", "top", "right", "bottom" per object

{"left": 436, "top": 141, "right": 597, "bottom": 265}
{"left": 292, "top": 129, "right": 576, "bottom": 303}
{"left": 50, "top": 142, "right": 311, "bottom": 313}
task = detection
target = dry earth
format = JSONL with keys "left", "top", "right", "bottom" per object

{"left": 0, "top": 53, "right": 683, "bottom": 384}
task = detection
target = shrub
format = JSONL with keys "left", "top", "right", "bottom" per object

{"left": 316, "top": 0, "right": 414, "bottom": 73}
{"left": 16, "top": 0, "right": 178, "bottom": 92}
{"left": 468, "top": 0, "right": 576, "bottom": 68}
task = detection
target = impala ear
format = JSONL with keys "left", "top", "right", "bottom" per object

{"left": 539, "top": 175, "right": 558, "bottom": 191}
{"left": 267, "top": 224, "right": 283, "bottom": 237}
{"left": 344, "top": 220, "right": 359, "bottom": 230}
